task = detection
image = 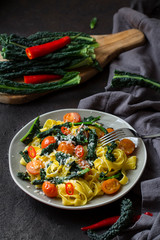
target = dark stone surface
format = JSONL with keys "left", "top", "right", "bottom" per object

{"left": 0, "top": 1, "right": 142, "bottom": 240}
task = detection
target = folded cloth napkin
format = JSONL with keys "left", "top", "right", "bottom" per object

{"left": 78, "top": 2, "right": 160, "bottom": 240}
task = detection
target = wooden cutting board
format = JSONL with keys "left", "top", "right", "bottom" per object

{"left": 0, "top": 29, "right": 145, "bottom": 104}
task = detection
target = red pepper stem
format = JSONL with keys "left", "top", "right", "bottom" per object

{"left": 81, "top": 212, "right": 153, "bottom": 231}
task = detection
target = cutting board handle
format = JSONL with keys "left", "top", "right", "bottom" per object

{"left": 93, "top": 29, "right": 146, "bottom": 67}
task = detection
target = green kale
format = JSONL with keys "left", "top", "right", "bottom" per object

{"left": 83, "top": 116, "right": 101, "bottom": 122}
{"left": 90, "top": 17, "right": 97, "bottom": 29}
{"left": 112, "top": 70, "right": 160, "bottom": 92}
{"left": 55, "top": 151, "right": 71, "bottom": 165}
{"left": 86, "top": 129, "right": 98, "bottom": 161}
{"left": 32, "top": 168, "right": 90, "bottom": 185}
{"left": 19, "top": 150, "right": 31, "bottom": 163}
{"left": 87, "top": 198, "right": 134, "bottom": 240}
{"left": 99, "top": 171, "right": 123, "bottom": 181}
{"left": 37, "top": 122, "right": 72, "bottom": 138}
{"left": 40, "top": 142, "right": 58, "bottom": 156}
{"left": 20, "top": 116, "right": 40, "bottom": 145}
{"left": 75, "top": 127, "right": 89, "bottom": 145}
{"left": 106, "top": 142, "right": 117, "bottom": 162}
{"left": 40, "top": 168, "right": 46, "bottom": 180}
{"left": 17, "top": 172, "right": 30, "bottom": 181}
{"left": 69, "top": 160, "right": 82, "bottom": 173}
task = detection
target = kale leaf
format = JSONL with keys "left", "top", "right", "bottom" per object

{"left": 19, "top": 150, "right": 31, "bottom": 163}
{"left": 40, "top": 142, "right": 58, "bottom": 156}
{"left": 106, "top": 142, "right": 117, "bottom": 162}
{"left": 55, "top": 151, "right": 71, "bottom": 165}
{"left": 86, "top": 129, "right": 98, "bottom": 161}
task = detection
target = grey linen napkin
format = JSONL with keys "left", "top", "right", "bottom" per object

{"left": 78, "top": 3, "right": 160, "bottom": 240}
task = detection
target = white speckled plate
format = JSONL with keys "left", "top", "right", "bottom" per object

{"left": 9, "top": 109, "right": 147, "bottom": 210}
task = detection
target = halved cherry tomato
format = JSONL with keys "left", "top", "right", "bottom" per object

{"left": 63, "top": 112, "right": 81, "bottom": 123}
{"left": 78, "top": 159, "right": 90, "bottom": 169}
{"left": 42, "top": 181, "right": 58, "bottom": 198}
{"left": 75, "top": 145, "right": 84, "bottom": 158}
{"left": 28, "top": 146, "right": 36, "bottom": 158}
{"left": 61, "top": 126, "right": 71, "bottom": 135}
{"left": 65, "top": 182, "right": 74, "bottom": 195}
{"left": 57, "top": 141, "right": 75, "bottom": 155}
{"left": 118, "top": 138, "right": 135, "bottom": 155}
{"left": 41, "top": 136, "right": 56, "bottom": 149}
{"left": 102, "top": 178, "right": 121, "bottom": 195}
{"left": 26, "top": 159, "right": 44, "bottom": 175}
{"left": 107, "top": 128, "right": 114, "bottom": 133}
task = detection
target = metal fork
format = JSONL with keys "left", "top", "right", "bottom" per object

{"left": 98, "top": 128, "right": 160, "bottom": 147}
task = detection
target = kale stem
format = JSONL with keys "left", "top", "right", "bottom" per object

{"left": 10, "top": 41, "right": 28, "bottom": 49}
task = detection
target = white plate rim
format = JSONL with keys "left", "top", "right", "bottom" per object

{"left": 9, "top": 108, "right": 147, "bottom": 210}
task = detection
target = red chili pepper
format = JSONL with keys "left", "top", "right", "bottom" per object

{"left": 61, "top": 126, "right": 71, "bottom": 135}
{"left": 24, "top": 74, "right": 62, "bottom": 84}
{"left": 65, "top": 182, "right": 74, "bottom": 195}
{"left": 81, "top": 212, "right": 153, "bottom": 231}
{"left": 25, "top": 36, "right": 71, "bottom": 60}
{"left": 28, "top": 146, "right": 36, "bottom": 158}
{"left": 75, "top": 145, "right": 84, "bottom": 158}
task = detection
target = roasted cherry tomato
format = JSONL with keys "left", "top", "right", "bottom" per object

{"left": 41, "top": 136, "right": 56, "bottom": 149}
{"left": 26, "top": 159, "right": 44, "bottom": 175}
{"left": 28, "top": 146, "right": 36, "bottom": 158}
{"left": 102, "top": 178, "right": 121, "bottom": 195}
{"left": 78, "top": 159, "right": 90, "bottom": 169}
{"left": 61, "top": 126, "right": 71, "bottom": 135}
{"left": 107, "top": 128, "right": 114, "bottom": 133}
{"left": 63, "top": 112, "right": 81, "bottom": 123}
{"left": 118, "top": 138, "right": 135, "bottom": 155}
{"left": 75, "top": 145, "right": 84, "bottom": 158}
{"left": 65, "top": 182, "right": 74, "bottom": 195}
{"left": 42, "top": 181, "right": 58, "bottom": 198}
{"left": 57, "top": 141, "right": 75, "bottom": 155}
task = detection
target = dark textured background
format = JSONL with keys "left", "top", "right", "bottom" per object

{"left": 0, "top": 1, "right": 142, "bottom": 240}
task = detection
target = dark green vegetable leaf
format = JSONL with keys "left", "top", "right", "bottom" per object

{"left": 37, "top": 122, "right": 72, "bottom": 138}
{"left": 112, "top": 70, "right": 160, "bottom": 92}
{"left": 86, "top": 129, "right": 98, "bottom": 161}
{"left": 17, "top": 172, "right": 30, "bottom": 181}
{"left": 19, "top": 150, "right": 31, "bottom": 163}
{"left": 90, "top": 17, "right": 97, "bottom": 29}
{"left": 87, "top": 198, "right": 133, "bottom": 240}
{"left": 40, "top": 142, "right": 58, "bottom": 156}
{"left": 20, "top": 116, "right": 40, "bottom": 144}
{"left": 55, "top": 152, "right": 71, "bottom": 165}
{"left": 99, "top": 171, "right": 123, "bottom": 181}
{"left": 0, "top": 71, "right": 80, "bottom": 95}
{"left": 106, "top": 142, "right": 117, "bottom": 162}
{"left": 32, "top": 168, "right": 90, "bottom": 185}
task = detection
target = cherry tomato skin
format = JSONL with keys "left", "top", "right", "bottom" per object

{"left": 28, "top": 146, "right": 36, "bottom": 158}
{"left": 26, "top": 160, "right": 44, "bottom": 175}
{"left": 78, "top": 159, "right": 90, "bottom": 169}
{"left": 61, "top": 126, "right": 71, "bottom": 135}
{"left": 65, "top": 182, "right": 74, "bottom": 195}
{"left": 63, "top": 112, "right": 81, "bottom": 123}
{"left": 75, "top": 145, "right": 84, "bottom": 158}
{"left": 118, "top": 138, "right": 135, "bottom": 155}
{"left": 42, "top": 181, "right": 58, "bottom": 198}
{"left": 102, "top": 178, "right": 121, "bottom": 195}
{"left": 57, "top": 141, "right": 75, "bottom": 155}
{"left": 107, "top": 128, "right": 114, "bottom": 133}
{"left": 41, "top": 136, "right": 56, "bottom": 149}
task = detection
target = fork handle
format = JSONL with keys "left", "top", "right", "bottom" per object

{"left": 142, "top": 133, "right": 160, "bottom": 139}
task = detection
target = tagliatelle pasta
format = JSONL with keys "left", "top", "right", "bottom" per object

{"left": 18, "top": 113, "right": 137, "bottom": 206}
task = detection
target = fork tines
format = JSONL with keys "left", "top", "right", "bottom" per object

{"left": 98, "top": 129, "right": 126, "bottom": 147}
